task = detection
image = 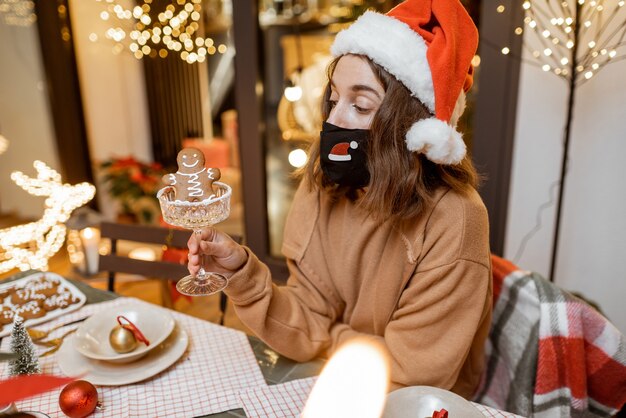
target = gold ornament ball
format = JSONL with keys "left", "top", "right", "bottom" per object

{"left": 109, "top": 325, "right": 137, "bottom": 353}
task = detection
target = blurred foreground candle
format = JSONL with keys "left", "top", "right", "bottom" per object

{"left": 302, "top": 339, "right": 390, "bottom": 418}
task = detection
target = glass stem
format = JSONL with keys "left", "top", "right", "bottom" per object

{"left": 195, "top": 229, "right": 207, "bottom": 280}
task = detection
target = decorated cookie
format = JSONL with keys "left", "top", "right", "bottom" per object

{"left": 15, "top": 300, "right": 46, "bottom": 320}
{"left": 11, "top": 288, "right": 46, "bottom": 306}
{"left": 24, "top": 276, "right": 60, "bottom": 297}
{"left": 162, "top": 147, "right": 221, "bottom": 202}
{"left": 0, "top": 287, "right": 14, "bottom": 301}
{"left": 0, "top": 306, "right": 14, "bottom": 325}
{"left": 43, "top": 291, "right": 79, "bottom": 311}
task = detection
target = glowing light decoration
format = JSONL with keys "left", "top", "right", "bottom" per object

{"left": 95, "top": 0, "right": 229, "bottom": 64}
{"left": 302, "top": 339, "right": 390, "bottom": 418}
{"left": 495, "top": 0, "right": 626, "bottom": 281}
{"left": 496, "top": 0, "right": 626, "bottom": 84}
{"left": 0, "top": 161, "right": 96, "bottom": 273}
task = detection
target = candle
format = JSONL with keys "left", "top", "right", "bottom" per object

{"left": 302, "top": 339, "right": 390, "bottom": 418}
{"left": 80, "top": 227, "right": 100, "bottom": 275}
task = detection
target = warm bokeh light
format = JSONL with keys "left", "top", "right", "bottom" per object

{"left": 284, "top": 85, "right": 303, "bottom": 102}
{"left": 288, "top": 149, "right": 307, "bottom": 168}
{"left": 129, "top": 246, "right": 157, "bottom": 261}
{"left": 302, "top": 339, "right": 390, "bottom": 418}
{"left": 95, "top": 0, "right": 229, "bottom": 64}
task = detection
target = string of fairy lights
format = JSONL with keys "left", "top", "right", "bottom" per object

{"left": 95, "top": 0, "right": 229, "bottom": 64}
{"left": 496, "top": 0, "right": 626, "bottom": 84}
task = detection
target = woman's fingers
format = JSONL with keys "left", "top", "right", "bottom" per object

{"left": 188, "top": 253, "right": 200, "bottom": 265}
{"left": 188, "top": 234, "right": 199, "bottom": 253}
{"left": 199, "top": 227, "right": 218, "bottom": 242}
{"left": 186, "top": 226, "right": 247, "bottom": 273}
{"left": 199, "top": 241, "right": 231, "bottom": 259}
{"left": 188, "top": 263, "right": 200, "bottom": 276}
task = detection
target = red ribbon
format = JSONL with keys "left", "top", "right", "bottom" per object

{"left": 116, "top": 316, "right": 150, "bottom": 346}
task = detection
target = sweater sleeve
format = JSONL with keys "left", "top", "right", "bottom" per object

{"left": 224, "top": 247, "right": 340, "bottom": 362}
{"left": 328, "top": 259, "right": 490, "bottom": 391}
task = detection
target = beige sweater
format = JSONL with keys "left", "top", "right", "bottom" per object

{"left": 224, "top": 182, "right": 492, "bottom": 398}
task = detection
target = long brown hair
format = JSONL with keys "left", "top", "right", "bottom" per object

{"left": 301, "top": 54, "right": 480, "bottom": 224}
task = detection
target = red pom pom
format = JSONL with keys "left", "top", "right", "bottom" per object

{"left": 58, "top": 380, "right": 98, "bottom": 418}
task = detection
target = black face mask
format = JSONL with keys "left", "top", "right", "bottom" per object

{"left": 319, "top": 122, "right": 370, "bottom": 188}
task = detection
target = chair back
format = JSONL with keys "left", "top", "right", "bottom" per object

{"left": 99, "top": 222, "right": 191, "bottom": 291}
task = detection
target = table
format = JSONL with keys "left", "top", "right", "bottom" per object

{"left": 0, "top": 272, "right": 324, "bottom": 418}
{"left": 1, "top": 272, "right": 521, "bottom": 418}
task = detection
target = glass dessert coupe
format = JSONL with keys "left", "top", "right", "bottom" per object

{"left": 157, "top": 182, "right": 232, "bottom": 296}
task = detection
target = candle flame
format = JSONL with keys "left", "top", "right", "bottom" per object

{"left": 302, "top": 339, "right": 390, "bottom": 418}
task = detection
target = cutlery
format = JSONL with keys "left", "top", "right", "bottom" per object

{"left": 27, "top": 316, "right": 89, "bottom": 342}
{"left": 38, "top": 328, "right": 78, "bottom": 357}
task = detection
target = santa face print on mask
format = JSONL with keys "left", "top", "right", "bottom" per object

{"left": 162, "top": 147, "right": 221, "bottom": 202}
{"left": 320, "top": 122, "right": 371, "bottom": 188}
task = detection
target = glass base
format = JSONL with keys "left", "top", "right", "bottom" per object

{"left": 176, "top": 273, "right": 228, "bottom": 296}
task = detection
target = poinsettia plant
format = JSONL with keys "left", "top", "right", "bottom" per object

{"left": 99, "top": 157, "right": 166, "bottom": 224}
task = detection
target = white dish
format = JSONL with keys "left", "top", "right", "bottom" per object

{"left": 0, "top": 272, "right": 86, "bottom": 338}
{"left": 58, "top": 324, "right": 188, "bottom": 386}
{"left": 382, "top": 386, "right": 483, "bottom": 418}
{"left": 73, "top": 302, "right": 175, "bottom": 363}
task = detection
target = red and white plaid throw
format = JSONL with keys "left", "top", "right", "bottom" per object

{"left": 474, "top": 255, "right": 626, "bottom": 417}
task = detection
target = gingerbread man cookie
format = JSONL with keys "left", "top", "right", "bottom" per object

{"left": 24, "top": 276, "right": 60, "bottom": 297}
{"left": 11, "top": 288, "right": 46, "bottom": 306}
{"left": 162, "top": 147, "right": 221, "bottom": 202}
{"left": 15, "top": 300, "right": 46, "bottom": 320}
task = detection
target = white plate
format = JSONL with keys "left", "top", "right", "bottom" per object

{"left": 382, "top": 386, "right": 483, "bottom": 418}
{"left": 0, "top": 272, "right": 86, "bottom": 337}
{"left": 73, "top": 302, "right": 175, "bottom": 363}
{"left": 58, "top": 324, "right": 188, "bottom": 386}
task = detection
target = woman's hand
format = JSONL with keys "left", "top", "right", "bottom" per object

{"left": 187, "top": 228, "right": 248, "bottom": 277}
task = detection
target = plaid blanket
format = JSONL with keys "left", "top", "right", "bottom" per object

{"left": 473, "top": 255, "right": 626, "bottom": 417}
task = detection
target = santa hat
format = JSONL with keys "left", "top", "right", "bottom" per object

{"left": 330, "top": 0, "right": 478, "bottom": 165}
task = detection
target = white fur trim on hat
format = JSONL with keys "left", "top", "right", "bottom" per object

{"left": 331, "top": 11, "right": 435, "bottom": 113}
{"left": 405, "top": 118, "right": 467, "bottom": 165}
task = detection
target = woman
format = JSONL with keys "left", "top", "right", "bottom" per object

{"left": 189, "top": 0, "right": 491, "bottom": 398}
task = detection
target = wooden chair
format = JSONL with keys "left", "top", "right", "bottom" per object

{"left": 98, "top": 221, "right": 235, "bottom": 325}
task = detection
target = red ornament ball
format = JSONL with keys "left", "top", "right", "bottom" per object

{"left": 58, "top": 380, "right": 98, "bottom": 418}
